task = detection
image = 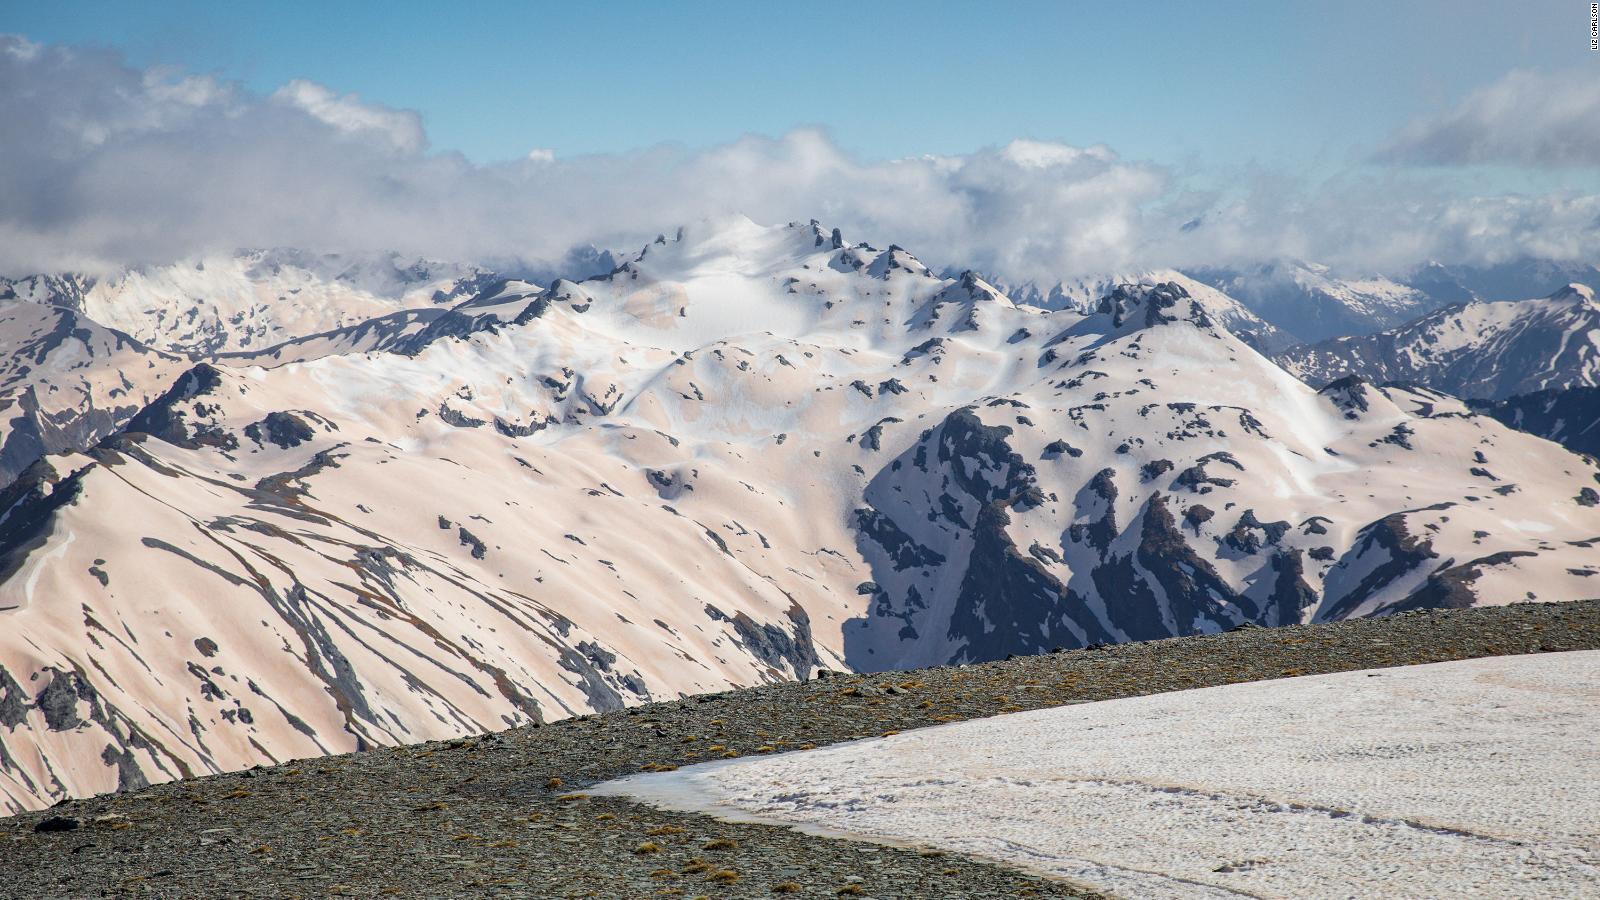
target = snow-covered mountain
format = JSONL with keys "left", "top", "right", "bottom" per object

{"left": 983, "top": 270, "right": 1295, "bottom": 351}
{"left": 1192, "top": 262, "right": 1434, "bottom": 344}
{"left": 0, "top": 302, "right": 186, "bottom": 487}
{"left": 2, "top": 217, "right": 1598, "bottom": 812}
{"left": 0, "top": 250, "right": 502, "bottom": 355}
{"left": 1275, "top": 284, "right": 1600, "bottom": 400}
{"left": 1005, "top": 258, "right": 1600, "bottom": 350}
{"left": 0, "top": 253, "right": 520, "bottom": 486}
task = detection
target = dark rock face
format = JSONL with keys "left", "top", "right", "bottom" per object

{"left": 1043, "top": 439, "right": 1083, "bottom": 459}
{"left": 36, "top": 669, "right": 85, "bottom": 731}
{"left": 1224, "top": 509, "right": 1292, "bottom": 555}
{"left": 0, "top": 459, "right": 87, "bottom": 583}
{"left": 858, "top": 417, "right": 902, "bottom": 451}
{"left": 853, "top": 508, "right": 945, "bottom": 571}
{"left": 1069, "top": 468, "right": 1120, "bottom": 553}
{"left": 1317, "top": 374, "right": 1373, "bottom": 415}
{"left": 0, "top": 665, "right": 30, "bottom": 727}
{"left": 1183, "top": 504, "right": 1215, "bottom": 533}
{"left": 557, "top": 648, "right": 625, "bottom": 713}
{"left": 847, "top": 407, "right": 1067, "bottom": 666}
{"left": 1318, "top": 508, "right": 1448, "bottom": 620}
{"left": 243, "top": 412, "right": 316, "bottom": 449}
{"left": 1127, "top": 493, "right": 1251, "bottom": 635}
{"left": 1469, "top": 386, "right": 1600, "bottom": 458}
{"left": 947, "top": 500, "right": 1112, "bottom": 663}
{"left": 120, "top": 365, "right": 236, "bottom": 451}
{"left": 1390, "top": 551, "right": 1539, "bottom": 614}
{"left": 1264, "top": 550, "right": 1319, "bottom": 626}
{"left": 33, "top": 815, "right": 79, "bottom": 833}
{"left": 729, "top": 604, "right": 820, "bottom": 680}
{"left": 457, "top": 528, "right": 487, "bottom": 559}
{"left": 1174, "top": 452, "right": 1241, "bottom": 493}
{"left": 101, "top": 744, "right": 151, "bottom": 793}
{"left": 1140, "top": 459, "right": 1173, "bottom": 481}
{"left": 437, "top": 404, "right": 487, "bottom": 429}
{"left": 934, "top": 408, "right": 1039, "bottom": 505}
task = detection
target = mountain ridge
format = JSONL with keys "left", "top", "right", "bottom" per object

{"left": 1275, "top": 283, "right": 1600, "bottom": 400}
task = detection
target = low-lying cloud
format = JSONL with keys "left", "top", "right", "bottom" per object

{"left": 3, "top": 36, "right": 1598, "bottom": 283}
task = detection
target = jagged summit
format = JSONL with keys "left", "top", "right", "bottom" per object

{"left": 1093, "top": 281, "right": 1215, "bottom": 331}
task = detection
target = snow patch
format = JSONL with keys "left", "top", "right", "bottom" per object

{"left": 596, "top": 652, "right": 1600, "bottom": 899}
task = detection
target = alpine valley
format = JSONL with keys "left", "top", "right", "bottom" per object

{"left": 2, "top": 218, "right": 1598, "bottom": 813}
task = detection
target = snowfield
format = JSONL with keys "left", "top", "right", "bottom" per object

{"left": 594, "top": 650, "right": 1600, "bottom": 899}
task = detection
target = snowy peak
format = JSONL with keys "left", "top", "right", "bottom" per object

{"left": 621, "top": 215, "right": 824, "bottom": 277}
{"left": 991, "top": 270, "right": 1292, "bottom": 351}
{"left": 867, "top": 245, "right": 932, "bottom": 280}
{"left": 911, "top": 271, "right": 1016, "bottom": 332}
{"left": 798, "top": 218, "right": 846, "bottom": 251}
{"left": 1094, "top": 282, "right": 1214, "bottom": 332}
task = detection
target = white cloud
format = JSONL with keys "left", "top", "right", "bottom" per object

{"left": 1378, "top": 70, "right": 1600, "bottom": 168}
{"left": 1, "top": 36, "right": 1597, "bottom": 281}
{"left": 270, "top": 80, "right": 425, "bottom": 154}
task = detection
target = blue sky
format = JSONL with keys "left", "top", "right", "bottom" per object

{"left": 3, "top": 2, "right": 1600, "bottom": 276}
{"left": 5, "top": 0, "right": 1592, "bottom": 173}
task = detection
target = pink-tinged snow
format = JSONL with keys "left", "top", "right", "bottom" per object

{"left": 594, "top": 651, "right": 1600, "bottom": 899}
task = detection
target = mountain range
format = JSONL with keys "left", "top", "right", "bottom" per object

{"left": 1275, "top": 284, "right": 1600, "bottom": 400}
{"left": 998, "top": 257, "right": 1600, "bottom": 348}
{"left": 0, "top": 217, "right": 1597, "bottom": 812}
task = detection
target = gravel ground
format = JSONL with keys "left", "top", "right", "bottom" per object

{"left": 4, "top": 600, "right": 1598, "bottom": 899}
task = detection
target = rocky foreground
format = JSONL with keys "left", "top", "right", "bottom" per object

{"left": 4, "top": 600, "right": 1599, "bottom": 899}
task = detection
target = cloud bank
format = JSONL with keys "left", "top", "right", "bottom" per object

{"left": 3, "top": 36, "right": 1598, "bottom": 282}
{"left": 1378, "top": 70, "right": 1600, "bottom": 168}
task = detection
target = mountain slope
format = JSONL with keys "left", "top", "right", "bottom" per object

{"left": 1275, "top": 284, "right": 1600, "bottom": 400}
{"left": 1, "top": 218, "right": 1597, "bottom": 812}
{"left": 0, "top": 301, "right": 185, "bottom": 487}
{"left": 2, "top": 250, "right": 500, "bottom": 355}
